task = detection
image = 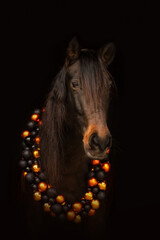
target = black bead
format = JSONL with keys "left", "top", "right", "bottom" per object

{"left": 24, "top": 136, "right": 34, "bottom": 147}
{"left": 19, "top": 160, "right": 27, "bottom": 168}
{"left": 30, "top": 131, "right": 37, "bottom": 137}
{"left": 88, "top": 171, "right": 95, "bottom": 179}
{"left": 94, "top": 165, "right": 101, "bottom": 172}
{"left": 41, "top": 195, "right": 49, "bottom": 203}
{"left": 27, "top": 121, "right": 36, "bottom": 131}
{"left": 31, "top": 184, "right": 37, "bottom": 191}
{"left": 22, "top": 149, "right": 32, "bottom": 160}
{"left": 34, "top": 177, "right": 40, "bottom": 184}
{"left": 97, "top": 191, "right": 106, "bottom": 200}
{"left": 25, "top": 172, "right": 35, "bottom": 183}
{"left": 96, "top": 170, "right": 106, "bottom": 181}
{"left": 48, "top": 198, "right": 55, "bottom": 205}
{"left": 62, "top": 204, "right": 69, "bottom": 213}
{"left": 92, "top": 186, "right": 99, "bottom": 194}
{"left": 27, "top": 160, "right": 33, "bottom": 166}
{"left": 67, "top": 203, "right": 72, "bottom": 209}
{"left": 81, "top": 200, "right": 86, "bottom": 206}
{"left": 84, "top": 204, "right": 91, "bottom": 212}
{"left": 51, "top": 203, "right": 62, "bottom": 215}
{"left": 33, "top": 109, "right": 41, "bottom": 115}
{"left": 87, "top": 187, "right": 92, "bottom": 192}
{"left": 39, "top": 172, "right": 46, "bottom": 181}
{"left": 47, "top": 187, "right": 57, "bottom": 198}
{"left": 81, "top": 211, "right": 87, "bottom": 218}
{"left": 25, "top": 167, "right": 30, "bottom": 172}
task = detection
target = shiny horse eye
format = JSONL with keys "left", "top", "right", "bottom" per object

{"left": 71, "top": 80, "right": 79, "bottom": 89}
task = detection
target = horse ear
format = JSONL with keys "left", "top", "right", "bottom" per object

{"left": 66, "top": 37, "right": 79, "bottom": 66}
{"left": 99, "top": 42, "right": 116, "bottom": 66}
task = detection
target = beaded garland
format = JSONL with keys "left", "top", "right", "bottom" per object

{"left": 19, "top": 109, "right": 111, "bottom": 223}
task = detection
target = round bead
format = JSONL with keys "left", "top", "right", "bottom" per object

{"left": 96, "top": 170, "right": 105, "bottom": 181}
{"left": 35, "top": 137, "right": 40, "bottom": 145}
{"left": 43, "top": 203, "right": 51, "bottom": 212}
{"left": 33, "top": 191, "right": 41, "bottom": 201}
{"left": 27, "top": 121, "right": 36, "bottom": 130}
{"left": 97, "top": 191, "right": 106, "bottom": 200}
{"left": 22, "top": 149, "right": 32, "bottom": 160}
{"left": 72, "top": 202, "right": 82, "bottom": 213}
{"left": 84, "top": 204, "right": 91, "bottom": 212}
{"left": 19, "top": 160, "right": 27, "bottom": 168}
{"left": 91, "top": 199, "right": 100, "bottom": 210}
{"left": 92, "top": 186, "right": 99, "bottom": 194}
{"left": 88, "top": 178, "right": 98, "bottom": 187}
{"left": 98, "top": 181, "right": 107, "bottom": 190}
{"left": 56, "top": 195, "right": 65, "bottom": 204}
{"left": 33, "top": 150, "right": 40, "bottom": 158}
{"left": 101, "top": 162, "right": 110, "bottom": 172}
{"left": 66, "top": 210, "right": 76, "bottom": 221}
{"left": 33, "top": 109, "right": 41, "bottom": 115}
{"left": 106, "top": 148, "right": 110, "bottom": 154}
{"left": 88, "top": 209, "right": 95, "bottom": 216}
{"left": 24, "top": 136, "right": 34, "bottom": 147}
{"left": 51, "top": 204, "right": 62, "bottom": 215}
{"left": 31, "top": 114, "right": 39, "bottom": 121}
{"left": 92, "top": 160, "right": 100, "bottom": 165}
{"left": 32, "top": 164, "right": 40, "bottom": 173}
{"left": 25, "top": 172, "right": 35, "bottom": 183}
{"left": 84, "top": 191, "right": 93, "bottom": 201}
{"left": 41, "top": 195, "right": 48, "bottom": 203}
{"left": 21, "top": 130, "right": 30, "bottom": 139}
{"left": 38, "top": 182, "right": 47, "bottom": 192}
{"left": 38, "top": 172, "right": 46, "bottom": 181}
{"left": 88, "top": 171, "right": 95, "bottom": 179}
{"left": 47, "top": 187, "right": 57, "bottom": 198}
{"left": 74, "top": 215, "right": 82, "bottom": 223}
{"left": 58, "top": 213, "right": 66, "bottom": 222}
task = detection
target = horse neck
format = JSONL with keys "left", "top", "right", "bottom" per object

{"left": 57, "top": 127, "right": 89, "bottom": 203}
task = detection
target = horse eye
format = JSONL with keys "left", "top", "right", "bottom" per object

{"left": 71, "top": 80, "right": 79, "bottom": 89}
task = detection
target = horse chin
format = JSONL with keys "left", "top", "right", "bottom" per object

{"left": 85, "top": 150, "right": 107, "bottom": 161}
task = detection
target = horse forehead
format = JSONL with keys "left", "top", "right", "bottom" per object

{"left": 68, "top": 61, "right": 81, "bottom": 77}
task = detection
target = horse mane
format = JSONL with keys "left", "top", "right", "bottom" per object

{"left": 40, "top": 50, "right": 116, "bottom": 186}
{"left": 40, "top": 66, "right": 67, "bottom": 184}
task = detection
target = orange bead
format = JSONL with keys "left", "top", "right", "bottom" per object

{"left": 74, "top": 215, "right": 82, "bottom": 223}
{"left": 91, "top": 199, "right": 100, "bottom": 210}
{"left": 35, "top": 137, "right": 40, "bottom": 145}
{"left": 23, "top": 171, "right": 27, "bottom": 177}
{"left": 72, "top": 202, "right": 82, "bottom": 212}
{"left": 101, "top": 162, "right": 110, "bottom": 173}
{"left": 56, "top": 195, "right": 65, "bottom": 204}
{"left": 92, "top": 160, "right": 100, "bottom": 165}
{"left": 88, "top": 209, "right": 95, "bottom": 216}
{"left": 98, "top": 181, "right": 107, "bottom": 190}
{"left": 88, "top": 178, "right": 98, "bottom": 187}
{"left": 66, "top": 210, "right": 76, "bottom": 221}
{"left": 43, "top": 203, "right": 51, "bottom": 212}
{"left": 33, "top": 150, "right": 40, "bottom": 158}
{"left": 31, "top": 114, "right": 39, "bottom": 121}
{"left": 84, "top": 191, "right": 93, "bottom": 201}
{"left": 33, "top": 191, "right": 41, "bottom": 201}
{"left": 38, "top": 182, "right": 48, "bottom": 192}
{"left": 106, "top": 148, "right": 110, "bottom": 154}
{"left": 32, "top": 163, "right": 40, "bottom": 172}
{"left": 21, "top": 130, "right": 30, "bottom": 139}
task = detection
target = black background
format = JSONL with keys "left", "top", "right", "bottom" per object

{"left": 3, "top": 1, "right": 160, "bottom": 239}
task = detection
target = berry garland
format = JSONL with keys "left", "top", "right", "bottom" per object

{"left": 19, "top": 109, "right": 111, "bottom": 223}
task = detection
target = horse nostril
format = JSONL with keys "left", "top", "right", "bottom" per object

{"left": 89, "top": 133, "right": 99, "bottom": 149}
{"left": 89, "top": 133, "right": 112, "bottom": 151}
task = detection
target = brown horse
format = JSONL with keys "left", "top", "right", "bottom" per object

{"left": 40, "top": 37, "right": 116, "bottom": 238}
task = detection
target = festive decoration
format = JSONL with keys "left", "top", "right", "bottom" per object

{"left": 19, "top": 108, "right": 111, "bottom": 223}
